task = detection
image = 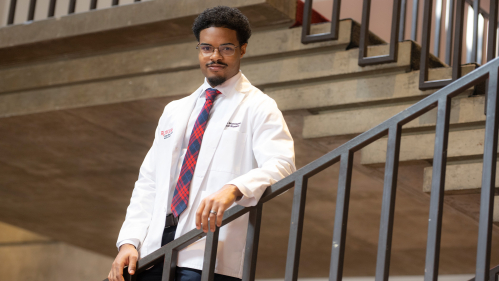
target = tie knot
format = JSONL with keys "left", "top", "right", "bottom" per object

{"left": 205, "top": 88, "right": 221, "bottom": 102}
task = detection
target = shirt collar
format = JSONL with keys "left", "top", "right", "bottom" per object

{"left": 199, "top": 70, "right": 242, "bottom": 99}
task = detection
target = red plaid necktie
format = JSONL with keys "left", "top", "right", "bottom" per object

{"left": 171, "top": 88, "right": 221, "bottom": 218}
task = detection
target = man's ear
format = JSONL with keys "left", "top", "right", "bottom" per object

{"left": 240, "top": 43, "right": 248, "bottom": 58}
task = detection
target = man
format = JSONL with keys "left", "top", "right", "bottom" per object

{"left": 108, "top": 6, "right": 296, "bottom": 281}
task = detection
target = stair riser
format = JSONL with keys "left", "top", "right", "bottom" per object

{"left": 304, "top": 94, "right": 484, "bottom": 138}
{"left": 361, "top": 128, "right": 490, "bottom": 165}
{"left": 0, "top": 21, "right": 352, "bottom": 94}
{"left": 0, "top": 42, "right": 413, "bottom": 118}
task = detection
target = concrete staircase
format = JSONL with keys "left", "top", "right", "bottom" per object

{"left": 1, "top": 0, "right": 498, "bottom": 277}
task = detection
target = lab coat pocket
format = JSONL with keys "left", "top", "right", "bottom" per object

{"left": 210, "top": 130, "right": 246, "bottom": 175}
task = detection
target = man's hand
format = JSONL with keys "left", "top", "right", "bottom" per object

{"left": 196, "top": 184, "right": 243, "bottom": 232}
{"left": 108, "top": 244, "right": 138, "bottom": 281}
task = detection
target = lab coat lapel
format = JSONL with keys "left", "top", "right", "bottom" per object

{"left": 176, "top": 90, "right": 246, "bottom": 235}
{"left": 168, "top": 92, "right": 199, "bottom": 180}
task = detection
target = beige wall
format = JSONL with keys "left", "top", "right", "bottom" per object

{"left": 0, "top": 222, "right": 113, "bottom": 281}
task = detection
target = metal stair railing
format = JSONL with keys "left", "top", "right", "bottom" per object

{"left": 104, "top": 55, "right": 499, "bottom": 281}
{"left": 469, "top": 265, "right": 499, "bottom": 281}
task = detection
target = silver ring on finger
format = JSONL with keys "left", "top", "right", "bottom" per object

{"left": 210, "top": 210, "right": 217, "bottom": 215}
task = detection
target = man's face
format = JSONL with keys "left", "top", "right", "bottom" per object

{"left": 198, "top": 27, "right": 247, "bottom": 87}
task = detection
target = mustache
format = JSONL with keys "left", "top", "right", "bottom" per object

{"left": 206, "top": 61, "right": 228, "bottom": 67}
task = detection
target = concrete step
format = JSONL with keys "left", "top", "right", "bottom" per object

{"left": 267, "top": 65, "right": 454, "bottom": 112}
{"left": 360, "top": 128, "right": 489, "bottom": 166}
{"left": 422, "top": 163, "right": 499, "bottom": 222}
{"left": 303, "top": 90, "right": 484, "bottom": 138}
{"left": 423, "top": 162, "right": 499, "bottom": 194}
{"left": 0, "top": 20, "right": 353, "bottom": 94}
{"left": 0, "top": 0, "right": 296, "bottom": 66}
{"left": 0, "top": 40, "right": 415, "bottom": 118}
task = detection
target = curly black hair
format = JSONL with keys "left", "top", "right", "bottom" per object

{"left": 192, "top": 6, "right": 252, "bottom": 45}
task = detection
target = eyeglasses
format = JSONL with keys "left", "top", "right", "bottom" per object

{"left": 196, "top": 43, "right": 240, "bottom": 57}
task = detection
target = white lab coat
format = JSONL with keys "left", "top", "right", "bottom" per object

{"left": 117, "top": 72, "right": 296, "bottom": 278}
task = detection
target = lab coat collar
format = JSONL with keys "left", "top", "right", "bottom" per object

{"left": 199, "top": 70, "right": 245, "bottom": 99}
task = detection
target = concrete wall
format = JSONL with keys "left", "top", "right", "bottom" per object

{"left": 0, "top": 0, "right": 148, "bottom": 27}
{"left": 0, "top": 222, "right": 113, "bottom": 281}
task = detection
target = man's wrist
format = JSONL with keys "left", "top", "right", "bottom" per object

{"left": 119, "top": 243, "right": 136, "bottom": 251}
{"left": 228, "top": 184, "right": 243, "bottom": 200}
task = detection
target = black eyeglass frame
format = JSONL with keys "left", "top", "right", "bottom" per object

{"left": 196, "top": 43, "right": 241, "bottom": 57}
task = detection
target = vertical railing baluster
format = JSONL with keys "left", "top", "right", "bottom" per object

{"left": 487, "top": 0, "right": 498, "bottom": 62}
{"left": 420, "top": 0, "right": 433, "bottom": 88}
{"left": 359, "top": 0, "right": 371, "bottom": 61}
{"left": 374, "top": 125, "right": 402, "bottom": 281}
{"left": 484, "top": 0, "right": 498, "bottom": 114}
{"left": 28, "top": 0, "right": 37, "bottom": 21}
{"left": 471, "top": 0, "right": 480, "bottom": 63}
{"left": 475, "top": 67, "right": 499, "bottom": 281}
{"left": 7, "top": 0, "right": 17, "bottom": 25}
{"left": 201, "top": 228, "right": 220, "bottom": 281}
{"left": 399, "top": 0, "right": 407, "bottom": 41}
{"left": 411, "top": 0, "right": 419, "bottom": 41}
{"left": 424, "top": 97, "right": 452, "bottom": 281}
{"left": 112, "top": 0, "right": 119, "bottom": 6}
{"left": 452, "top": 0, "right": 465, "bottom": 80}
{"left": 48, "top": 0, "right": 57, "bottom": 17}
{"left": 331, "top": 0, "right": 342, "bottom": 40}
{"left": 90, "top": 0, "right": 98, "bottom": 10}
{"left": 434, "top": 0, "right": 443, "bottom": 57}
{"left": 329, "top": 151, "right": 354, "bottom": 281}
{"left": 284, "top": 176, "right": 308, "bottom": 281}
{"left": 301, "top": 0, "right": 313, "bottom": 43}
{"left": 242, "top": 205, "right": 263, "bottom": 281}
{"left": 444, "top": 0, "right": 455, "bottom": 65}
{"left": 68, "top": 0, "right": 77, "bottom": 14}
{"left": 477, "top": 14, "right": 484, "bottom": 65}
{"left": 162, "top": 249, "right": 178, "bottom": 281}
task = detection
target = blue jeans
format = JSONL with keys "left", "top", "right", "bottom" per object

{"left": 137, "top": 226, "right": 241, "bottom": 281}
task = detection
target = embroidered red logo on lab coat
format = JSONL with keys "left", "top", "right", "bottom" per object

{"left": 161, "top": 128, "right": 173, "bottom": 139}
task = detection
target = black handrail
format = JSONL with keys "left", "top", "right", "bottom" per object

{"left": 103, "top": 55, "right": 499, "bottom": 281}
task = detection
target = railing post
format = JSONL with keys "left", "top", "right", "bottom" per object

{"left": 374, "top": 125, "right": 402, "bottom": 281}
{"left": 444, "top": 0, "right": 455, "bottom": 65}
{"left": 7, "top": 0, "right": 17, "bottom": 25}
{"left": 90, "top": 0, "right": 98, "bottom": 10}
{"left": 68, "top": 0, "right": 77, "bottom": 14}
{"left": 470, "top": 0, "right": 481, "bottom": 63}
{"left": 433, "top": 0, "right": 443, "bottom": 57}
{"left": 411, "top": 0, "right": 419, "bottom": 41}
{"left": 48, "top": 0, "right": 57, "bottom": 17}
{"left": 424, "top": 97, "right": 452, "bottom": 281}
{"left": 474, "top": 67, "right": 499, "bottom": 281}
{"left": 28, "top": 0, "right": 37, "bottom": 21}
{"left": 201, "top": 227, "right": 220, "bottom": 281}
{"left": 329, "top": 151, "right": 354, "bottom": 281}
{"left": 399, "top": 0, "right": 407, "bottom": 41}
{"left": 452, "top": 0, "right": 465, "bottom": 81}
{"left": 284, "top": 176, "right": 308, "bottom": 281}
{"left": 242, "top": 205, "right": 263, "bottom": 281}
{"left": 161, "top": 249, "right": 178, "bottom": 281}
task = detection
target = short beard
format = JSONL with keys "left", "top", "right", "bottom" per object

{"left": 207, "top": 76, "right": 227, "bottom": 87}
